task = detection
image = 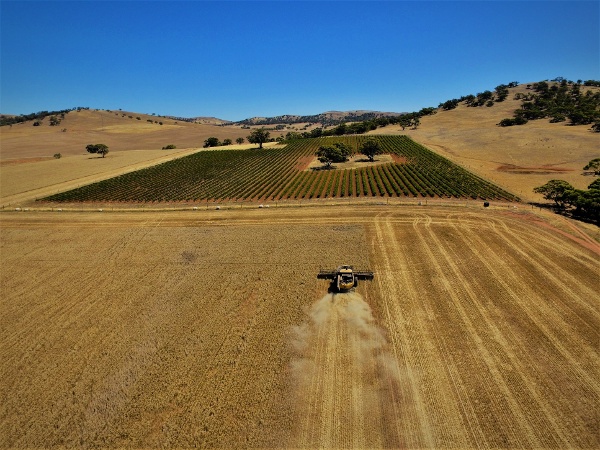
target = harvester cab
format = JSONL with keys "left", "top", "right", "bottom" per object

{"left": 317, "top": 265, "right": 374, "bottom": 292}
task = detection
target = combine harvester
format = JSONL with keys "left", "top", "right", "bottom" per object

{"left": 317, "top": 265, "right": 374, "bottom": 293}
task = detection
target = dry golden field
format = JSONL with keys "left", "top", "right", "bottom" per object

{"left": 1, "top": 205, "right": 598, "bottom": 448}
{"left": 0, "top": 109, "right": 286, "bottom": 160}
{"left": 382, "top": 85, "right": 600, "bottom": 202}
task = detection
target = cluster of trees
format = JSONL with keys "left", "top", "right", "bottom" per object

{"left": 534, "top": 178, "right": 599, "bottom": 222}
{"left": 204, "top": 129, "right": 271, "bottom": 148}
{"left": 1, "top": 107, "right": 88, "bottom": 127}
{"left": 440, "top": 82, "right": 518, "bottom": 110}
{"left": 533, "top": 159, "right": 600, "bottom": 222}
{"left": 204, "top": 137, "right": 230, "bottom": 147}
{"left": 281, "top": 109, "right": 435, "bottom": 142}
{"left": 315, "top": 139, "right": 383, "bottom": 168}
{"left": 235, "top": 111, "right": 402, "bottom": 127}
{"left": 86, "top": 144, "right": 109, "bottom": 158}
{"left": 498, "top": 79, "right": 600, "bottom": 130}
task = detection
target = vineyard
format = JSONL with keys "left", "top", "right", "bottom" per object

{"left": 42, "top": 136, "right": 518, "bottom": 203}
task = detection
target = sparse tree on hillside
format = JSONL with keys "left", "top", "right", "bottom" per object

{"left": 222, "top": 138, "right": 232, "bottom": 145}
{"left": 533, "top": 179, "right": 574, "bottom": 207}
{"left": 359, "top": 138, "right": 383, "bottom": 162}
{"left": 204, "top": 137, "right": 221, "bottom": 148}
{"left": 236, "top": 137, "right": 245, "bottom": 145}
{"left": 86, "top": 143, "right": 109, "bottom": 158}
{"left": 247, "top": 128, "right": 270, "bottom": 149}
{"left": 583, "top": 158, "right": 600, "bottom": 175}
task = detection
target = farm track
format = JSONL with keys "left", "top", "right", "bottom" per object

{"left": 1, "top": 205, "right": 598, "bottom": 448}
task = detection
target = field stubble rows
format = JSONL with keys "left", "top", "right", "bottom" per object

{"left": 0, "top": 206, "right": 598, "bottom": 448}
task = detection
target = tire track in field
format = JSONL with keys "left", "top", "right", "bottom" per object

{"left": 413, "top": 214, "right": 543, "bottom": 448}
{"left": 488, "top": 215, "right": 599, "bottom": 319}
{"left": 458, "top": 214, "right": 599, "bottom": 447}
{"left": 290, "top": 292, "right": 399, "bottom": 448}
{"left": 441, "top": 215, "right": 574, "bottom": 447}
{"left": 372, "top": 215, "right": 450, "bottom": 448}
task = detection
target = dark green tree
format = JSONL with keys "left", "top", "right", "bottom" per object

{"left": 86, "top": 143, "right": 109, "bottom": 158}
{"left": 533, "top": 179, "right": 575, "bottom": 207}
{"left": 316, "top": 142, "right": 352, "bottom": 168}
{"left": 235, "top": 137, "right": 244, "bottom": 145}
{"left": 359, "top": 138, "right": 383, "bottom": 162}
{"left": 203, "top": 137, "right": 221, "bottom": 148}
{"left": 583, "top": 158, "right": 600, "bottom": 175}
{"left": 247, "top": 128, "right": 270, "bottom": 149}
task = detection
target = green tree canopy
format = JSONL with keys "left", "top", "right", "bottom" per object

{"left": 203, "top": 137, "right": 221, "bottom": 148}
{"left": 533, "top": 179, "right": 575, "bottom": 207}
{"left": 235, "top": 137, "right": 245, "bottom": 145}
{"left": 247, "top": 128, "right": 270, "bottom": 149}
{"left": 316, "top": 142, "right": 352, "bottom": 168}
{"left": 86, "top": 143, "right": 109, "bottom": 158}
{"left": 583, "top": 158, "right": 600, "bottom": 175}
{"left": 359, "top": 138, "right": 383, "bottom": 162}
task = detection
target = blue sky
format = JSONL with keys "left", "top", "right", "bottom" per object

{"left": 1, "top": 1, "right": 598, "bottom": 120}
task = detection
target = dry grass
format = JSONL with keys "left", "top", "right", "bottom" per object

{"left": 1, "top": 206, "right": 598, "bottom": 447}
{"left": 375, "top": 85, "right": 600, "bottom": 202}
{"left": 0, "top": 109, "right": 286, "bottom": 160}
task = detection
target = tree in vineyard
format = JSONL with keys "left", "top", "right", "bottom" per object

{"left": 316, "top": 142, "right": 352, "bottom": 168}
{"left": 359, "top": 138, "right": 383, "bottom": 162}
{"left": 247, "top": 128, "right": 270, "bottom": 149}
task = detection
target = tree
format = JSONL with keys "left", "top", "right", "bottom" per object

{"left": 583, "top": 158, "right": 600, "bottom": 175}
{"left": 222, "top": 138, "right": 232, "bottom": 145}
{"left": 204, "top": 137, "right": 221, "bottom": 148}
{"left": 316, "top": 142, "right": 352, "bottom": 168}
{"left": 247, "top": 128, "right": 270, "bottom": 149}
{"left": 236, "top": 137, "right": 245, "bottom": 145}
{"left": 533, "top": 179, "right": 575, "bottom": 207}
{"left": 359, "top": 138, "right": 383, "bottom": 162}
{"left": 86, "top": 143, "right": 109, "bottom": 158}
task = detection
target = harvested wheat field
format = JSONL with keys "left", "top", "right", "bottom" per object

{"left": 1, "top": 205, "right": 598, "bottom": 448}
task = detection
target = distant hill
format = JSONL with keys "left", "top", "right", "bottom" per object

{"left": 234, "top": 110, "right": 404, "bottom": 127}
{"left": 167, "top": 116, "right": 232, "bottom": 126}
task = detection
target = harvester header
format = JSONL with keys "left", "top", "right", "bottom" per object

{"left": 317, "top": 265, "right": 374, "bottom": 292}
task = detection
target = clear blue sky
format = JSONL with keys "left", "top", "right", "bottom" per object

{"left": 1, "top": 1, "right": 598, "bottom": 121}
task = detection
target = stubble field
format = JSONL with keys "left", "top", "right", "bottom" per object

{"left": 1, "top": 205, "right": 598, "bottom": 448}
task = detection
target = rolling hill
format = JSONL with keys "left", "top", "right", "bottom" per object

{"left": 1, "top": 81, "right": 598, "bottom": 204}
